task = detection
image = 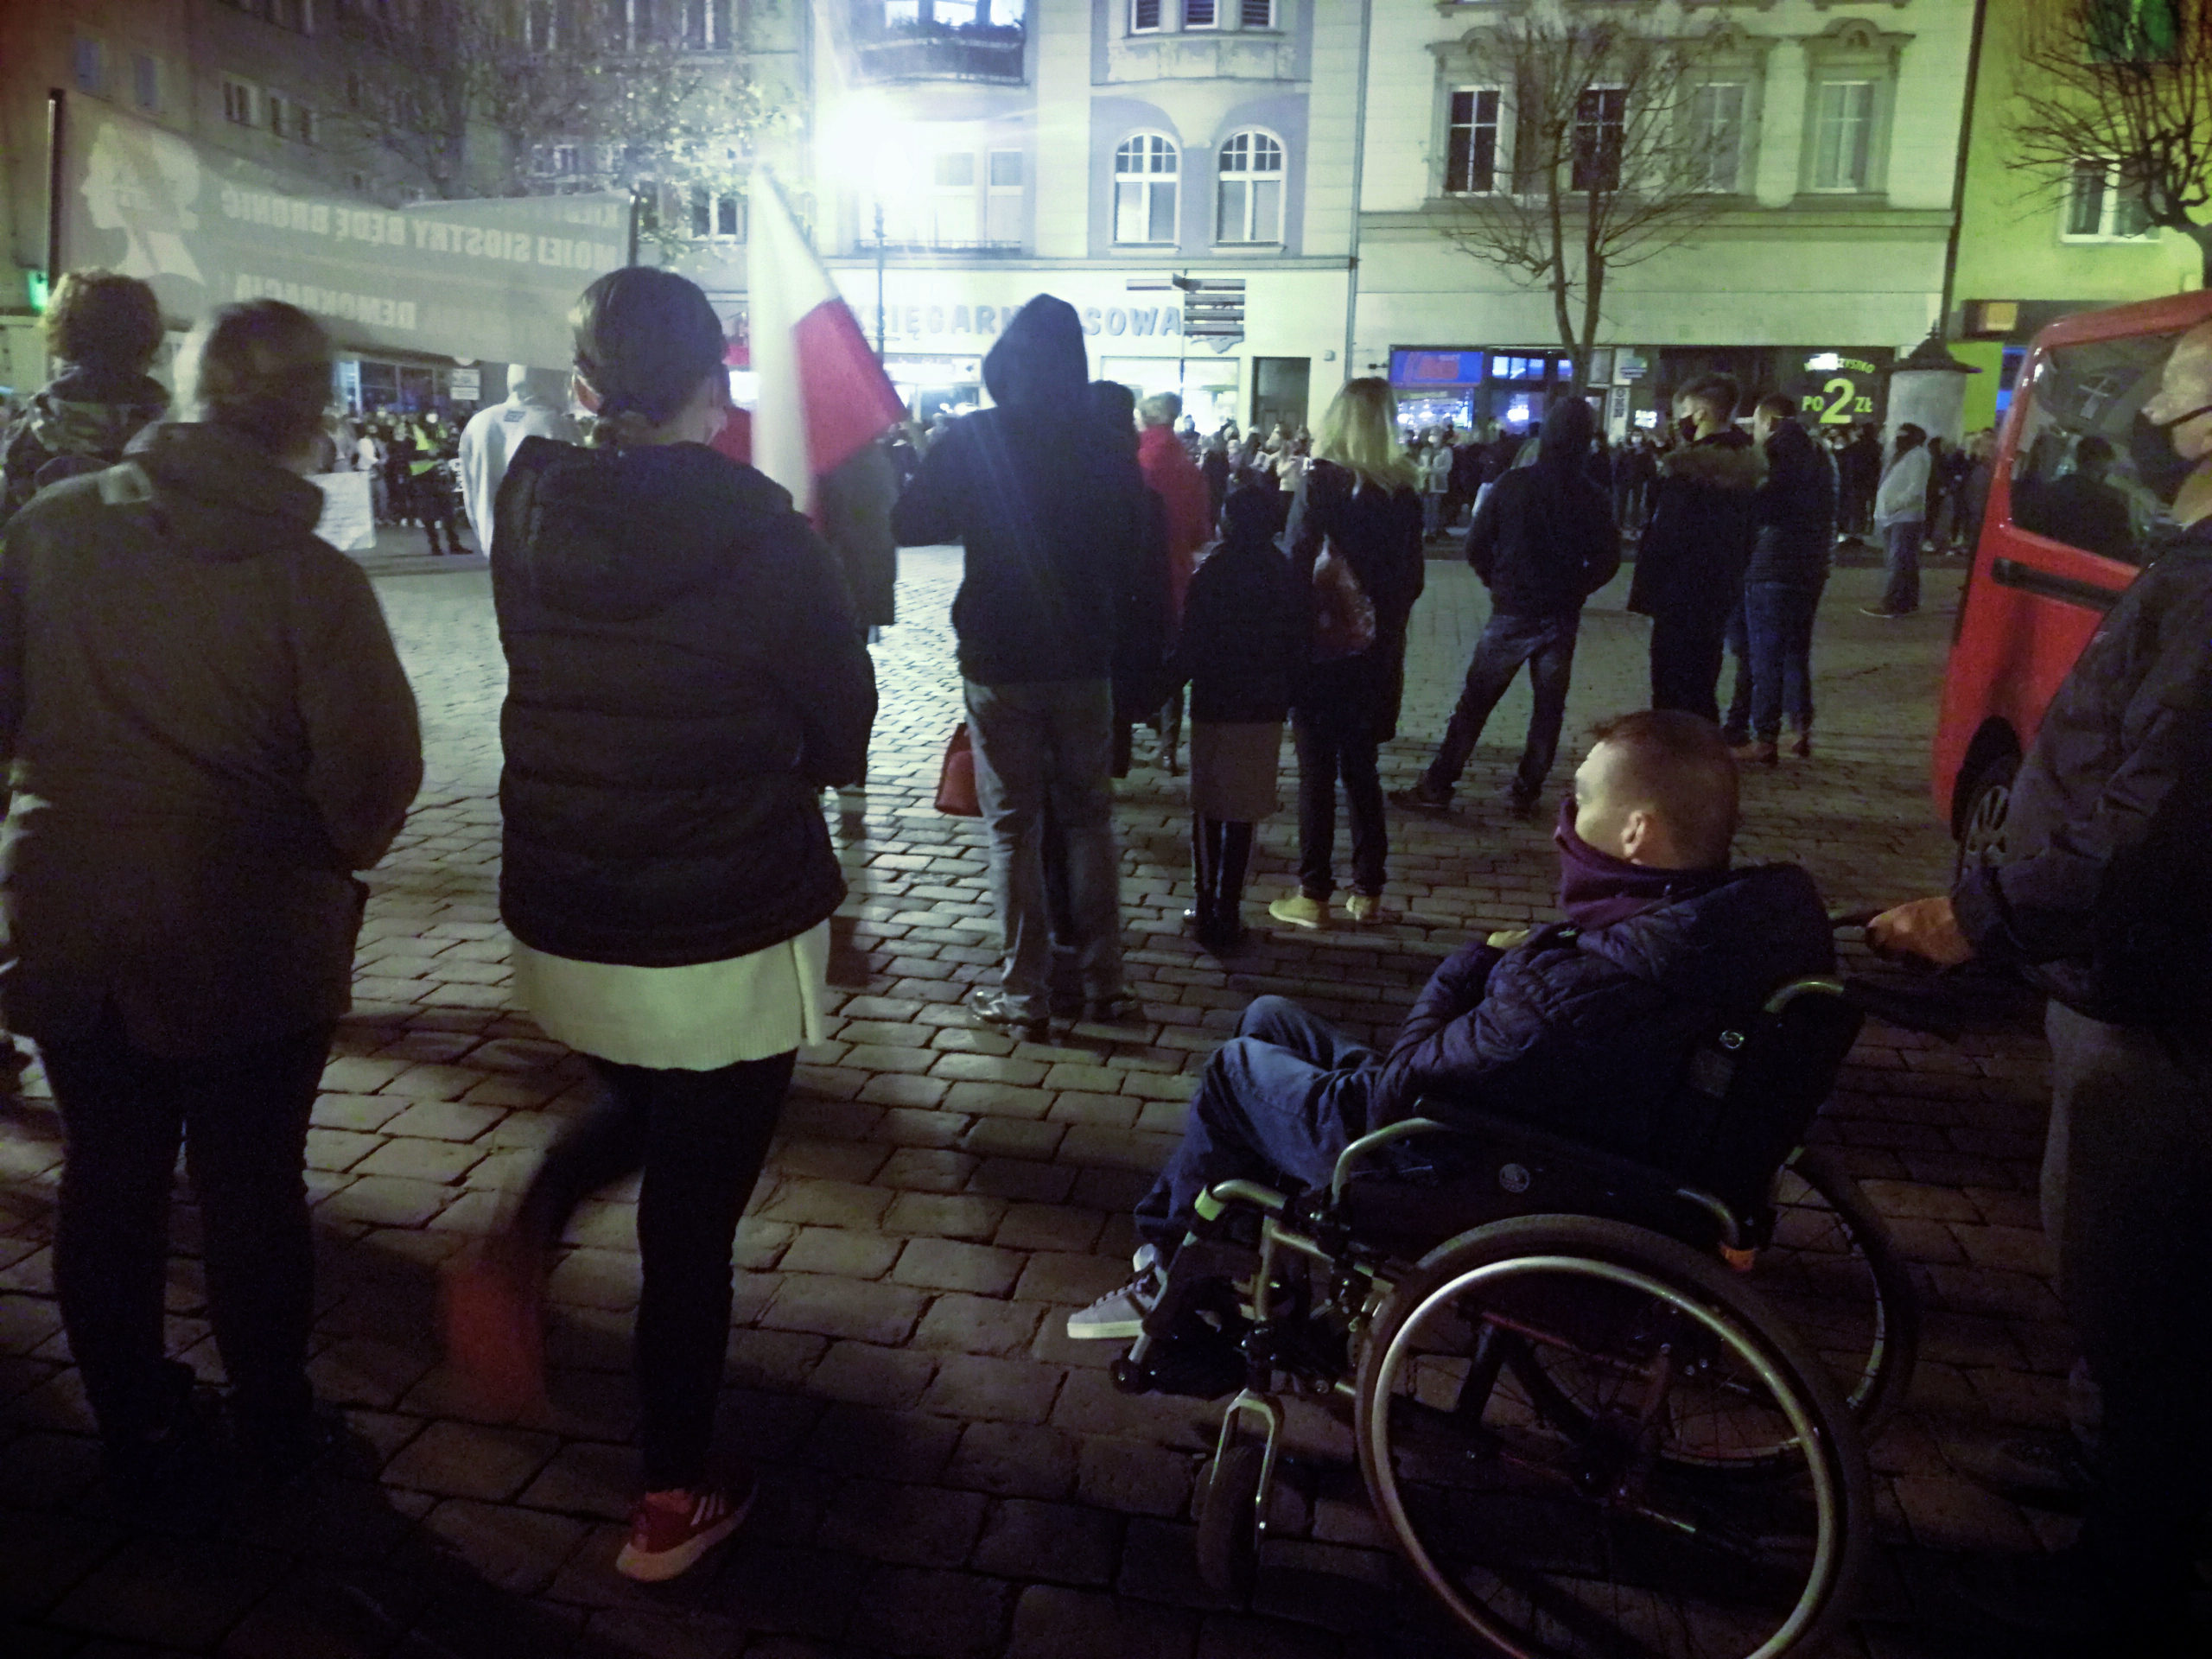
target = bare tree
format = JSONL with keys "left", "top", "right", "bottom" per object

{"left": 2007, "top": 0, "right": 2212, "bottom": 283}
{"left": 323, "top": 0, "right": 781, "bottom": 249}
{"left": 1439, "top": 11, "right": 1737, "bottom": 393}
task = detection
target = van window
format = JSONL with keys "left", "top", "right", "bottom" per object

{"left": 2009, "top": 327, "right": 2195, "bottom": 566}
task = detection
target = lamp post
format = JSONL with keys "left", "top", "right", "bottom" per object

{"left": 874, "top": 200, "right": 887, "bottom": 357}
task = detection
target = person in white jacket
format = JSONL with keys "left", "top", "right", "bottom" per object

{"left": 1866, "top": 422, "right": 1931, "bottom": 618}
{"left": 459, "top": 365, "right": 580, "bottom": 556}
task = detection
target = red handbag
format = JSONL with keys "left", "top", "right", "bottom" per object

{"left": 936, "top": 721, "right": 982, "bottom": 817}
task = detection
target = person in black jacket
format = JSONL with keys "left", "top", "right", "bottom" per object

{"left": 1394, "top": 397, "right": 1619, "bottom": 817}
{"left": 1171, "top": 486, "right": 1300, "bottom": 953}
{"left": 0, "top": 270, "right": 168, "bottom": 524}
{"left": 892, "top": 296, "right": 1160, "bottom": 1036}
{"left": 1268, "top": 378, "right": 1427, "bottom": 928}
{"left": 1066, "top": 710, "right": 1833, "bottom": 1339}
{"left": 1723, "top": 397, "right": 1837, "bottom": 764}
{"left": 1868, "top": 321, "right": 2212, "bottom": 1658}
{"left": 1629, "top": 373, "right": 1765, "bottom": 723}
{"left": 1835, "top": 424, "right": 1882, "bottom": 541}
{"left": 446, "top": 268, "right": 876, "bottom": 1586}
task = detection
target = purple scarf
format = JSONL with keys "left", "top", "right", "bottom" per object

{"left": 1554, "top": 800, "right": 1731, "bottom": 930}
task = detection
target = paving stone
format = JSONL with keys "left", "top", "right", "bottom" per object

{"left": 818, "top": 1478, "right": 988, "bottom": 1567}
{"left": 846, "top": 1566, "right": 1014, "bottom": 1657}
{"left": 421, "top": 1498, "right": 589, "bottom": 1594}
{"left": 1004, "top": 1586, "right": 1198, "bottom": 1659}
{"left": 351, "top": 1137, "right": 486, "bottom": 1184}
{"left": 809, "top": 1340, "right": 938, "bottom": 1408}
{"left": 894, "top": 1237, "right": 1024, "bottom": 1297}
{"left": 383, "top": 1099, "right": 505, "bottom": 1141}
{"left": 762, "top": 1274, "right": 927, "bottom": 1346}
{"left": 1077, "top": 1437, "right": 1198, "bottom": 1516}
{"left": 993, "top": 1203, "right": 1105, "bottom": 1254}
{"left": 920, "top": 1354, "right": 1065, "bottom": 1425}
{"left": 517, "top": 1440, "right": 636, "bottom": 1522}
{"left": 321, "top": 1176, "right": 453, "bottom": 1230}
{"left": 885, "top": 1192, "right": 1007, "bottom": 1241}
{"left": 880, "top": 1147, "right": 982, "bottom": 1192}
{"left": 381, "top": 1420, "right": 558, "bottom": 1501}
{"left": 969, "top": 1499, "right": 1120, "bottom": 1587}
{"left": 46, "top": 1536, "right": 289, "bottom": 1649}
{"left": 912, "top": 1294, "right": 1044, "bottom": 1357}
{"left": 943, "top": 1421, "right": 1079, "bottom": 1500}
{"left": 799, "top": 1402, "right": 963, "bottom": 1484}
{"left": 759, "top": 1179, "right": 897, "bottom": 1230}
{"left": 780, "top": 1227, "right": 905, "bottom": 1280}
{"left": 710, "top": 1546, "right": 855, "bottom": 1639}
{"left": 1012, "top": 1252, "right": 1130, "bottom": 1306}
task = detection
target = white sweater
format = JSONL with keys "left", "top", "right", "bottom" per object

{"left": 1874, "top": 445, "right": 1932, "bottom": 530}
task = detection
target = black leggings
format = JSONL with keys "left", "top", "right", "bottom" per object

{"left": 516, "top": 1051, "right": 796, "bottom": 1491}
{"left": 1293, "top": 703, "right": 1386, "bottom": 899}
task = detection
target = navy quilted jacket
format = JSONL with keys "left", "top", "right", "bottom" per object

{"left": 1375, "top": 864, "right": 1834, "bottom": 1159}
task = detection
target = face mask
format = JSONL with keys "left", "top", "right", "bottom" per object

{"left": 2126, "top": 401, "right": 2212, "bottom": 503}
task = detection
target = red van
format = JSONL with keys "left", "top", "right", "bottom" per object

{"left": 1933, "top": 289, "right": 2212, "bottom": 862}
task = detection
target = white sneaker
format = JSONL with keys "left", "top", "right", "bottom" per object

{"left": 1065, "top": 1245, "right": 1166, "bottom": 1341}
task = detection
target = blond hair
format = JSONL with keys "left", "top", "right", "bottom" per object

{"left": 1313, "top": 378, "right": 1419, "bottom": 493}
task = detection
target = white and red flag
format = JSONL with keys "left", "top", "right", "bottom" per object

{"left": 746, "top": 169, "right": 905, "bottom": 512}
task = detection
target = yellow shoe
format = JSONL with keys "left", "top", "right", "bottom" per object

{"left": 1344, "top": 893, "right": 1393, "bottom": 924}
{"left": 1268, "top": 893, "right": 1325, "bottom": 931}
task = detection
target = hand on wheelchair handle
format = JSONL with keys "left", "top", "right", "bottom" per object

{"left": 1866, "top": 897, "right": 1974, "bottom": 969}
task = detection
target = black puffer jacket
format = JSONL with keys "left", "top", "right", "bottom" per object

{"left": 891, "top": 296, "right": 1154, "bottom": 686}
{"left": 1953, "top": 530, "right": 2212, "bottom": 1027}
{"left": 1627, "top": 429, "right": 1765, "bottom": 620}
{"left": 1374, "top": 864, "right": 1834, "bottom": 1158}
{"left": 1746, "top": 420, "right": 1838, "bottom": 588}
{"left": 1465, "top": 400, "right": 1620, "bottom": 617}
{"left": 1285, "top": 459, "right": 1426, "bottom": 742}
{"left": 494, "top": 437, "right": 876, "bottom": 967}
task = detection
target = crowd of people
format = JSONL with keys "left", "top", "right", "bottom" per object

{"left": 0, "top": 267, "right": 2203, "bottom": 1652}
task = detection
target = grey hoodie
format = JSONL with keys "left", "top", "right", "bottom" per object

{"left": 0, "top": 423, "right": 423, "bottom": 1055}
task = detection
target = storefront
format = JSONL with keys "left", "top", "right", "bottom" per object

{"left": 821, "top": 263, "right": 1351, "bottom": 435}
{"left": 1388, "top": 348, "right": 1586, "bottom": 435}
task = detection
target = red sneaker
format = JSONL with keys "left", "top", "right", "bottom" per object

{"left": 440, "top": 1239, "right": 548, "bottom": 1416}
{"left": 614, "top": 1478, "right": 754, "bottom": 1582}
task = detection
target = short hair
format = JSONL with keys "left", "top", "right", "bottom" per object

{"left": 1896, "top": 423, "right": 1927, "bottom": 448}
{"left": 571, "top": 266, "right": 726, "bottom": 446}
{"left": 1675, "top": 372, "right": 1739, "bottom": 421}
{"left": 180, "top": 300, "right": 334, "bottom": 458}
{"left": 2075, "top": 434, "right": 2116, "bottom": 470}
{"left": 42, "top": 270, "right": 163, "bottom": 375}
{"left": 1755, "top": 393, "right": 1797, "bottom": 423}
{"left": 1586, "top": 709, "right": 1739, "bottom": 868}
{"left": 1220, "top": 482, "right": 1284, "bottom": 543}
{"left": 1137, "top": 391, "right": 1181, "bottom": 428}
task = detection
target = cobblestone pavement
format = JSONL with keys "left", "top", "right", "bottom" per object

{"left": 0, "top": 543, "right": 2092, "bottom": 1657}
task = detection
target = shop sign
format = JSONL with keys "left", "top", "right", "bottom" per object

{"left": 1615, "top": 351, "right": 1647, "bottom": 382}
{"left": 449, "top": 367, "right": 480, "bottom": 399}
{"left": 1389, "top": 350, "right": 1484, "bottom": 387}
{"left": 1792, "top": 349, "right": 1889, "bottom": 427}
{"left": 57, "top": 96, "right": 625, "bottom": 369}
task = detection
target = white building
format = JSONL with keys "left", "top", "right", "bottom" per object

{"left": 1351, "top": 0, "right": 1975, "bottom": 436}
{"left": 807, "top": 0, "right": 1365, "bottom": 433}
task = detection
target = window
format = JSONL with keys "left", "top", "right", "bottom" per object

{"left": 605, "top": 0, "right": 655, "bottom": 48}
{"left": 1688, "top": 83, "right": 1745, "bottom": 193}
{"left": 690, "top": 186, "right": 743, "bottom": 237}
{"left": 1114, "top": 133, "right": 1179, "bottom": 244}
{"left": 1131, "top": 0, "right": 1160, "bottom": 32}
{"left": 2065, "top": 161, "right": 2155, "bottom": 238}
{"left": 525, "top": 1, "right": 557, "bottom": 49}
{"left": 296, "top": 106, "right": 315, "bottom": 143}
{"left": 2088, "top": 0, "right": 2179, "bottom": 63}
{"left": 987, "top": 149, "right": 1023, "bottom": 243}
{"left": 267, "top": 93, "right": 289, "bottom": 136}
{"left": 1216, "top": 130, "right": 1283, "bottom": 243}
{"left": 132, "top": 53, "right": 160, "bottom": 111}
{"left": 1240, "top": 0, "right": 1273, "bottom": 26}
{"left": 1446, "top": 88, "right": 1500, "bottom": 194}
{"left": 1810, "top": 80, "right": 1873, "bottom": 191}
{"left": 223, "top": 78, "right": 257, "bottom": 126}
{"left": 72, "top": 36, "right": 105, "bottom": 95}
{"left": 931, "top": 152, "right": 978, "bottom": 243}
{"left": 1572, "top": 86, "right": 1624, "bottom": 192}
{"left": 1185, "top": 0, "right": 1216, "bottom": 25}
{"left": 683, "top": 0, "right": 732, "bottom": 48}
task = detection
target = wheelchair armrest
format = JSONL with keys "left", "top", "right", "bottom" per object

{"left": 1330, "top": 1117, "right": 1456, "bottom": 1206}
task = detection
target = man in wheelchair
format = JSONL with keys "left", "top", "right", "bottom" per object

{"left": 1070, "top": 709, "right": 1835, "bottom": 1340}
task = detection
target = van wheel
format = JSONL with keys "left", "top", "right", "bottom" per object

{"left": 1955, "top": 754, "right": 2019, "bottom": 880}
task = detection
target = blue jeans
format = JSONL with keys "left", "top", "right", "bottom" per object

{"left": 1424, "top": 610, "right": 1579, "bottom": 798}
{"left": 1880, "top": 521, "right": 1923, "bottom": 614}
{"left": 963, "top": 678, "right": 1126, "bottom": 1021}
{"left": 1724, "top": 581, "right": 1823, "bottom": 743}
{"left": 1135, "top": 996, "right": 1380, "bottom": 1247}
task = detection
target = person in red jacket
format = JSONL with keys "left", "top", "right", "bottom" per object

{"left": 1136, "top": 391, "right": 1213, "bottom": 769}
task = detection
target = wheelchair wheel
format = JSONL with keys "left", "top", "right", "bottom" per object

{"left": 1750, "top": 1147, "right": 1920, "bottom": 1440}
{"left": 1196, "top": 1443, "right": 1266, "bottom": 1600}
{"left": 1354, "top": 1214, "right": 1868, "bottom": 1659}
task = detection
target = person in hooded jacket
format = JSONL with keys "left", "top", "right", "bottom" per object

{"left": 446, "top": 267, "right": 875, "bottom": 1585}
{"left": 458, "top": 365, "right": 581, "bottom": 556}
{"left": 1268, "top": 378, "right": 1426, "bottom": 929}
{"left": 1629, "top": 373, "right": 1765, "bottom": 722}
{"left": 1723, "top": 397, "right": 1837, "bottom": 764}
{"left": 1067, "top": 710, "right": 1833, "bottom": 1339}
{"left": 0, "top": 270, "right": 169, "bottom": 524}
{"left": 892, "top": 296, "right": 1159, "bottom": 1038}
{"left": 0, "top": 299, "right": 423, "bottom": 1490}
{"left": 1393, "top": 397, "right": 1619, "bottom": 817}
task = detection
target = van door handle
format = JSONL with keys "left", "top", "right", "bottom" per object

{"left": 1988, "top": 557, "right": 2123, "bottom": 614}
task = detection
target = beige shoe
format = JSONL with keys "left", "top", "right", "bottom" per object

{"left": 1268, "top": 893, "right": 1325, "bottom": 930}
{"left": 1344, "top": 893, "right": 1394, "bottom": 924}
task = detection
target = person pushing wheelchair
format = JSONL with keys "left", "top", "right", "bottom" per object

{"left": 1069, "top": 709, "right": 1835, "bottom": 1340}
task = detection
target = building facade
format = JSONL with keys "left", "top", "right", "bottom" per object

{"left": 1352, "top": 0, "right": 1977, "bottom": 438}
{"left": 804, "top": 0, "right": 1364, "bottom": 432}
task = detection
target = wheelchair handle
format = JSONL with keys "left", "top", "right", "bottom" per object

{"left": 1329, "top": 1117, "right": 1455, "bottom": 1207}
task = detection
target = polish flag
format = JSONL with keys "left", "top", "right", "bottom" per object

{"left": 747, "top": 169, "right": 906, "bottom": 512}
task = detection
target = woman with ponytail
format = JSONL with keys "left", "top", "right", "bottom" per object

{"left": 444, "top": 267, "right": 875, "bottom": 1583}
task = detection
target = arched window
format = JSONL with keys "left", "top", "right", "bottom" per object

{"left": 1114, "top": 133, "right": 1179, "bottom": 245}
{"left": 1216, "top": 130, "right": 1282, "bottom": 244}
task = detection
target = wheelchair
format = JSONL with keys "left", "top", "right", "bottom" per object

{"left": 1108, "top": 973, "right": 1931, "bottom": 1659}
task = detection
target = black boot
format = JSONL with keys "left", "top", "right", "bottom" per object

{"left": 1185, "top": 817, "right": 1217, "bottom": 941}
{"left": 1211, "top": 821, "right": 1253, "bottom": 951}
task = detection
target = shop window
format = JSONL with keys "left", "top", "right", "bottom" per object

{"left": 1689, "top": 82, "right": 1745, "bottom": 194}
{"left": 2064, "top": 161, "right": 2156, "bottom": 239}
{"left": 1809, "top": 80, "right": 1872, "bottom": 191}
{"left": 987, "top": 149, "right": 1023, "bottom": 245}
{"left": 1216, "top": 130, "right": 1282, "bottom": 245}
{"left": 1446, "top": 87, "right": 1500, "bottom": 195}
{"left": 1240, "top": 0, "right": 1274, "bottom": 26}
{"left": 1131, "top": 0, "right": 1161, "bottom": 33}
{"left": 1572, "top": 86, "right": 1624, "bottom": 193}
{"left": 1115, "top": 132, "right": 1179, "bottom": 245}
